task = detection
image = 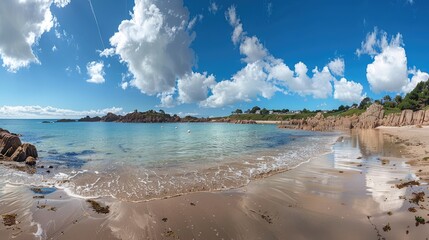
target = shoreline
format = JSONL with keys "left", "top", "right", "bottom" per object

{"left": 1, "top": 128, "right": 429, "bottom": 239}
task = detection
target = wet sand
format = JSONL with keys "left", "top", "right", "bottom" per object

{"left": 1, "top": 129, "right": 429, "bottom": 239}
{"left": 378, "top": 125, "right": 429, "bottom": 182}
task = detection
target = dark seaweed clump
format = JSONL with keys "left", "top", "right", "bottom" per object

{"left": 2, "top": 214, "right": 17, "bottom": 226}
{"left": 86, "top": 199, "right": 110, "bottom": 214}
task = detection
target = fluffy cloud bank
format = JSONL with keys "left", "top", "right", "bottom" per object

{"left": 104, "top": 2, "right": 364, "bottom": 107}
{"left": 0, "top": 0, "right": 70, "bottom": 72}
{"left": 357, "top": 28, "right": 428, "bottom": 93}
{"left": 104, "top": 0, "right": 195, "bottom": 95}
{"left": 0, "top": 106, "right": 122, "bottom": 119}
{"left": 200, "top": 7, "right": 364, "bottom": 107}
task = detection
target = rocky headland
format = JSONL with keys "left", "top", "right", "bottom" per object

{"left": 57, "top": 110, "right": 209, "bottom": 123}
{"left": 279, "top": 103, "right": 429, "bottom": 131}
{"left": 0, "top": 128, "right": 38, "bottom": 165}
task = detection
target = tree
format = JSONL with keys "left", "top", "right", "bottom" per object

{"left": 159, "top": 109, "right": 165, "bottom": 114}
{"left": 260, "top": 108, "right": 269, "bottom": 115}
{"left": 233, "top": 109, "right": 243, "bottom": 114}
{"left": 250, "top": 106, "right": 261, "bottom": 114}
{"left": 359, "top": 97, "right": 372, "bottom": 109}
{"left": 397, "top": 80, "right": 429, "bottom": 110}
{"left": 383, "top": 95, "right": 392, "bottom": 103}
{"left": 302, "top": 108, "right": 310, "bottom": 113}
{"left": 338, "top": 105, "right": 346, "bottom": 111}
{"left": 394, "top": 95, "right": 402, "bottom": 105}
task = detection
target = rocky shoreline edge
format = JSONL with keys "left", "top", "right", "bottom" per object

{"left": 0, "top": 128, "right": 38, "bottom": 166}
{"left": 279, "top": 103, "right": 429, "bottom": 131}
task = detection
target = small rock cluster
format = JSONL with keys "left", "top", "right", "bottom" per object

{"left": 0, "top": 128, "right": 38, "bottom": 165}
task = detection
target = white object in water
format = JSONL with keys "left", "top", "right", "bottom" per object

{"left": 175, "top": 126, "right": 178, "bottom": 129}
{"left": 187, "top": 130, "right": 191, "bottom": 133}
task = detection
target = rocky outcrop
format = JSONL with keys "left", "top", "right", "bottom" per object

{"left": 78, "top": 116, "right": 102, "bottom": 122}
{"left": 356, "top": 104, "right": 384, "bottom": 129}
{"left": 101, "top": 112, "right": 120, "bottom": 122}
{"left": 279, "top": 104, "right": 429, "bottom": 131}
{"left": 0, "top": 128, "right": 38, "bottom": 165}
{"left": 56, "top": 119, "right": 76, "bottom": 123}
{"left": 234, "top": 120, "right": 257, "bottom": 124}
{"left": 0, "top": 129, "right": 22, "bottom": 156}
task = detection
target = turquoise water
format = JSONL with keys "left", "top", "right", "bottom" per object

{"left": 0, "top": 120, "right": 337, "bottom": 201}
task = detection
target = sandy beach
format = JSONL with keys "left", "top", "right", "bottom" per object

{"left": 1, "top": 128, "right": 429, "bottom": 239}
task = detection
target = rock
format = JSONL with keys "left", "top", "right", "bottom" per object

{"left": 22, "top": 143, "right": 38, "bottom": 158}
{"left": 10, "top": 146, "right": 26, "bottom": 162}
{"left": 101, "top": 112, "right": 121, "bottom": 122}
{"left": 0, "top": 130, "right": 22, "bottom": 157}
{"left": 56, "top": 119, "right": 76, "bottom": 123}
{"left": 400, "top": 110, "right": 413, "bottom": 126}
{"left": 25, "top": 156, "right": 36, "bottom": 166}
{"left": 78, "top": 116, "right": 102, "bottom": 122}
{"left": 357, "top": 103, "right": 384, "bottom": 129}
{"left": 424, "top": 109, "right": 429, "bottom": 124}
{"left": 0, "top": 129, "right": 38, "bottom": 163}
{"left": 413, "top": 110, "right": 425, "bottom": 125}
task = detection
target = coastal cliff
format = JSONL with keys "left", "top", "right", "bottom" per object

{"left": 279, "top": 103, "right": 429, "bottom": 131}
{"left": 0, "top": 128, "right": 38, "bottom": 165}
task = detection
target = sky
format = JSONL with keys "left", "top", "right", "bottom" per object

{"left": 0, "top": 0, "right": 428, "bottom": 118}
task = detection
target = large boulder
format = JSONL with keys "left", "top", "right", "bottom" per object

{"left": 10, "top": 146, "right": 26, "bottom": 162}
{"left": 357, "top": 103, "right": 384, "bottom": 129}
{"left": 22, "top": 143, "right": 38, "bottom": 158}
{"left": 0, "top": 129, "right": 38, "bottom": 164}
{"left": 0, "top": 130, "right": 22, "bottom": 157}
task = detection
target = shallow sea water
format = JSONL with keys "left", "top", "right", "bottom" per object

{"left": 0, "top": 120, "right": 338, "bottom": 201}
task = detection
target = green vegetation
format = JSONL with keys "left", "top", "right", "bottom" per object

{"left": 399, "top": 81, "right": 429, "bottom": 110}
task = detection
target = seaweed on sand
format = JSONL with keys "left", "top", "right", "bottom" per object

{"left": 410, "top": 192, "right": 425, "bottom": 205}
{"left": 2, "top": 214, "right": 17, "bottom": 226}
{"left": 86, "top": 199, "right": 110, "bottom": 214}
{"left": 395, "top": 180, "right": 420, "bottom": 189}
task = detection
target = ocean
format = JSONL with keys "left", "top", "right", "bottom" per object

{"left": 0, "top": 120, "right": 337, "bottom": 201}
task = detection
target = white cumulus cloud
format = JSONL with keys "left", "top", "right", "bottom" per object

{"left": 0, "top": 0, "right": 70, "bottom": 72}
{"left": 239, "top": 36, "right": 268, "bottom": 63}
{"left": 202, "top": 62, "right": 279, "bottom": 108}
{"left": 328, "top": 58, "right": 345, "bottom": 76}
{"left": 402, "top": 68, "right": 429, "bottom": 93}
{"left": 105, "top": 0, "right": 195, "bottom": 96}
{"left": 178, "top": 72, "right": 216, "bottom": 104}
{"left": 86, "top": 61, "right": 105, "bottom": 84}
{"left": 0, "top": 105, "right": 122, "bottom": 119}
{"left": 158, "top": 93, "right": 175, "bottom": 108}
{"left": 334, "top": 78, "right": 365, "bottom": 103}
{"left": 357, "top": 28, "right": 428, "bottom": 93}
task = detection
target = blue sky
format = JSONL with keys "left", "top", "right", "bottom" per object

{"left": 0, "top": 0, "right": 428, "bottom": 118}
